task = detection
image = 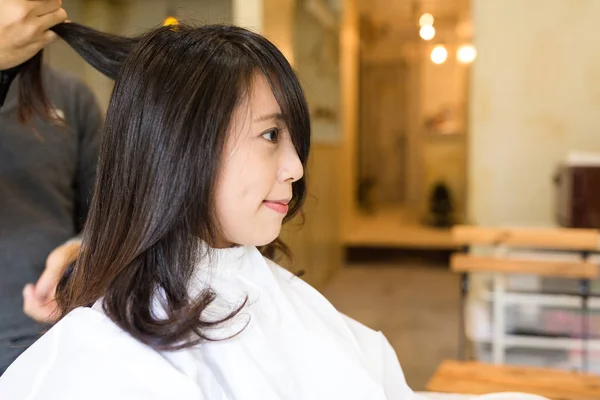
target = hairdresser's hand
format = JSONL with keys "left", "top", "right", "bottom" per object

{"left": 22, "top": 240, "right": 80, "bottom": 323}
{"left": 0, "top": 0, "right": 67, "bottom": 70}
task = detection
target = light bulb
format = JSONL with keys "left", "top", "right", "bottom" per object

{"left": 457, "top": 44, "right": 477, "bottom": 64}
{"left": 419, "top": 13, "right": 434, "bottom": 27}
{"left": 420, "top": 25, "right": 435, "bottom": 41}
{"left": 430, "top": 45, "right": 448, "bottom": 64}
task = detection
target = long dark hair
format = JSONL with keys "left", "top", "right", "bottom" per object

{"left": 18, "top": 22, "right": 310, "bottom": 350}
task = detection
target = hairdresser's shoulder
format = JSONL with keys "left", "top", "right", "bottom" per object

{"left": 0, "top": 307, "right": 204, "bottom": 399}
{"left": 43, "top": 66, "right": 84, "bottom": 89}
{"left": 43, "top": 67, "right": 98, "bottom": 104}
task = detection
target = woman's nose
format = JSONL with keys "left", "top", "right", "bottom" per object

{"left": 279, "top": 143, "right": 304, "bottom": 183}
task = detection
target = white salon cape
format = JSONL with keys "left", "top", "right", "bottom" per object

{"left": 0, "top": 245, "right": 421, "bottom": 399}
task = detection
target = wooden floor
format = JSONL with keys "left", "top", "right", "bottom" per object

{"left": 322, "top": 260, "right": 460, "bottom": 391}
{"left": 341, "top": 207, "right": 458, "bottom": 249}
{"left": 329, "top": 206, "right": 461, "bottom": 391}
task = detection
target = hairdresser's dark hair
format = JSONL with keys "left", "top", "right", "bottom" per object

{"left": 20, "top": 22, "right": 310, "bottom": 350}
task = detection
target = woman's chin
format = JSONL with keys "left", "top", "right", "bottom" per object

{"left": 254, "top": 225, "right": 282, "bottom": 247}
{"left": 229, "top": 220, "right": 283, "bottom": 248}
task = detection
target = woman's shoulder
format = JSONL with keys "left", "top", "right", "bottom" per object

{"left": 0, "top": 308, "right": 202, "bottom": 399}
{"left": 255, "top": 252, "right": 414, "bottom": 397}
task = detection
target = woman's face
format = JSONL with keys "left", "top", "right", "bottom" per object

{"left": 214, "top": 74, "right": 304, "bottom": 247}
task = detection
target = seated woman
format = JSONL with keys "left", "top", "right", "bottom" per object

{"left": 0, "top": 22, "right": 422, "bottom": 399}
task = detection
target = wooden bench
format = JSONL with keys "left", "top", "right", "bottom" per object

{"left": 427, "top": 360, "right": 600, "bottom": 400}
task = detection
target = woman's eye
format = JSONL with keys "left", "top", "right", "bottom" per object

{"left": 262, "top": 128, "right": 280, "bottom": 143}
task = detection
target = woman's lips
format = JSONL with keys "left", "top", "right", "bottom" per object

{"left": 263, "top": 200, "right": 289, "bottom": 214}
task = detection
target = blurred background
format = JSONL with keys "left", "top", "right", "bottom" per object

{"left": 44, "top": 0, "right": 600, "bottom": 391}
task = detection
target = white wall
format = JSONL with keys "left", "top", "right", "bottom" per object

{"left": 469, "top": 0, "right": 600, "bottom": 226}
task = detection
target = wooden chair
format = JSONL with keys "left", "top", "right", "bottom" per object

{"left": 426, "top": 226, "right": 600, "bottom": 399}
{"left": 452, "top": 225, "right": 600, "bottom": 370}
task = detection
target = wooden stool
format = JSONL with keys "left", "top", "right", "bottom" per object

{"left": 427, "top": 360, "right": 600, "bottom": 400}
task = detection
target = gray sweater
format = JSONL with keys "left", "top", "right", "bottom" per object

{"left": 0, "top": 68, "right": 101, "bottom": 371}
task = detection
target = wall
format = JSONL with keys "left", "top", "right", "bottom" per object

{"left": 339, "top": 0, "right": 360, "bottom": 226}
{"left": 246, "top": 0, "right": 342, "bottom": 289}
{"left": 44, "top": 0, "right": 86, "bottom": 78}
{"left": 281, "top": 2, "right": 342, "bottom": 289}
{"left": 358, "top": 23, "right": 469, "bottom": 217}
{"left": 419, "top": 33, "right": 469, "bottom": 219}
{"left": 44, "top": 0, "right": 115, "bottom": 108}
{"left": 46, "top": 0, "right": 233, "bottom": 112}
{"left": 263, "top": 0, "right": 296, "bottom": 65}
{"left": 469, "top": 0, "right": 600, "bottom": 226}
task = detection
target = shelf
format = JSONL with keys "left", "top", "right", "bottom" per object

{"left": 472, "top": 335, "right": 600, "bottom": 351}
{"left": 479, "top": 289, "right": 600, "bottom": 310}
{"left": 505, "top": 335, "right": 600, "bottom": 351}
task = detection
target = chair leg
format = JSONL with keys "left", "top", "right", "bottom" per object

{"left": 492, "top": 273, "right": 506, "bottom": 365}
{"left": 459, "top": 272, "right": 469, "bottom": 360}
{"left": 580, "top": 278, "right": 590, "bottom": 373}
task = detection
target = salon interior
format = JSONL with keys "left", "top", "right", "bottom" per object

{"left": 39, "top": 0, "right": 600, "bottom": 397}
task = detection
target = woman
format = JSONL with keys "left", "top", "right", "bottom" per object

{"left": 0, "top": 22, "right": 421, "bottom": 399}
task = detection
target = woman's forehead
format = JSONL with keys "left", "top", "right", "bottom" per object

{"left": 248, "top": 74, "right": 280, "bottom": 112}
{"left": 235, "top": 76, "right": 282, "bottom": 124}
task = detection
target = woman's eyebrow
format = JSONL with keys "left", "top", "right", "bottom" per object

{"left": 253, "top": 112, "right": 284, "bottom": 123}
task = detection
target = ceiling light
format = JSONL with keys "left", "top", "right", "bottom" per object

{"left": 420, "top": 24, "right": 435, "bottom": 40}
{"left": 419, "top": 13, "right": 434, "bottom": 26}
{"left": 431, "top": 45, "right": 448, "bottom": 64}
{"left": 457, "top": 44, "right": 477, "bottom": 64}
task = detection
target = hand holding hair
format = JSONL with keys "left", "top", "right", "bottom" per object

{"left": 0, "top": 0, "right": 67, "bottom": 70}
{"left": 0, "top": 0, "right": 67, "bottom": 107}
{"left": 9, "top": 21, "right": 136, "bottom": 120}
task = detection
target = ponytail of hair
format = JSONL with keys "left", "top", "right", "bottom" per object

{"left": 17, "top": 22, "right": 136, "bottom": 123}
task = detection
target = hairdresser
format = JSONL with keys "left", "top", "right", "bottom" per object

{"left": 0, "top": 0, "right": 102, "bottom": 374}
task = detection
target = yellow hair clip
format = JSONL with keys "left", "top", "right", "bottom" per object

{"left": 163, "top": 16, "right": 179, "bottom": 27}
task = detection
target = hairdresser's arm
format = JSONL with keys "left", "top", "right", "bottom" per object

{"left": 0, "top": 0, "right": 67, "bottom": 69}
{"left": 22, "top": 240, "right": 79, "bottom": 323}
